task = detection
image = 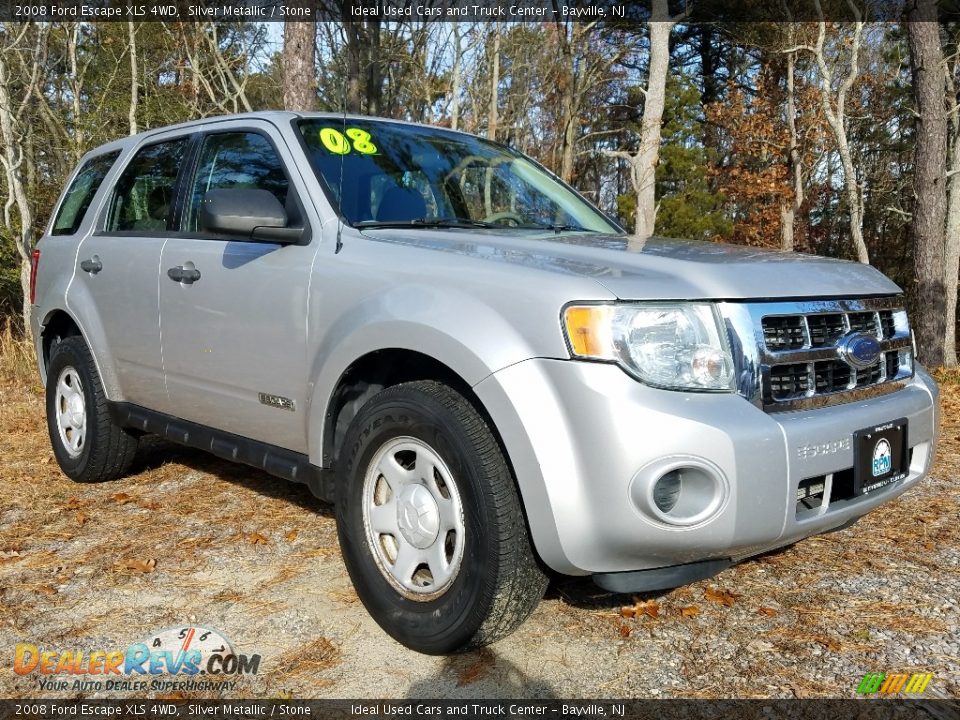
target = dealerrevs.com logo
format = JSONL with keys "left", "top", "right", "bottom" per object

{"left": 14, "top": 626, "right": 261, "bottom": 693}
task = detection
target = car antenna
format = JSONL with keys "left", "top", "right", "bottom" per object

{"left": 335, "top": 80, "right": 347, "bottom": 254}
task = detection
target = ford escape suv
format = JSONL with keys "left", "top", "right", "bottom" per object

{"left": 31, "top": 112, "right": 939, "bottom": 654}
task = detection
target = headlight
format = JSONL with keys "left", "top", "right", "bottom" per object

{"left": 563, "top": 303, "right": 735, "bottom": 391}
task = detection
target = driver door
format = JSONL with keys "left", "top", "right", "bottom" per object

{"left": 157, "top": 122, "right": 317, "bottom": 453}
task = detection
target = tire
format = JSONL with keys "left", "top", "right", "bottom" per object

{"left": 336, "top": 380, "right": 547, "bottom": 654}
{"left": 45, "top": 335, "right": 138, "bottom": 483}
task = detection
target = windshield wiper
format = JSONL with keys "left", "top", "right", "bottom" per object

{"left": 513, "top": 223, "right": 589, "bottom": 234}
{"left": 356, "top": 217, "right": 498, "bottom": 229}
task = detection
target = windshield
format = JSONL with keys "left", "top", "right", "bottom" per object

{"left": 296, "top": 119, "right": 621, "bottom": 234}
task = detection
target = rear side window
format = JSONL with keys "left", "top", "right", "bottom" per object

{"left": 107, "top": 138, "right": 189, "bottom": 233}
{"left": 51, "top": 151, "right": 120, "bottom": 236}
{"left": 186, "top": 132, "right": 289, "bottom": 232}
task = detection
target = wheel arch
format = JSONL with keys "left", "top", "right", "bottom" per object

{"left": 37, "top": 309, "right": 86, "bottom": 383}
{"left": 315, "top": 345, "right": 494, "bottom": 470}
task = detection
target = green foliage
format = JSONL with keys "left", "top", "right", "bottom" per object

{"left": 0, "top": 230, "right": 23, "bottom": 319}
{"left": 654, "top": 71, "right": 730, "bottom": 240}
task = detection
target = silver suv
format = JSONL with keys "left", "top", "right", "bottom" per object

{"left": 31, "top": 112, "right": 939, "bottom": 654}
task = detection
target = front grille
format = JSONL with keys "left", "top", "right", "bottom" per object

{"left": 731, "top": 298, "right": 914, "bottom": 411}
{"left": 847, "top": 311, "right": 878, "bottom": 335}
{"left": 807, "top": 314, "right": 846, "bottom": 347}
{"left": 762, "top": 315, "right": 805, "bottom": 351}
{"left": 855, "top": 360, "right": 883, "bottom": 387}
{"left": 769, "top": 363, "right": 809, "bottom": 399}
{"left": 813, "top": 359, "right": 851, "bottom": 394}
{"left": 878, "top": 310, "right": 896, "bottom": 339}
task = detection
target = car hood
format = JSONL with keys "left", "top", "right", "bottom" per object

{"left": 357, "top": 229, "right": 902, "bottom": 300}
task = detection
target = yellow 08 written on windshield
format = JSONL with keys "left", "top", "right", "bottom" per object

{"left": 319, "top": 127, "right": 377, "bottom": 155}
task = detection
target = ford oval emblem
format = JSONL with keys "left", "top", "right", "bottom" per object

{"left": 839, "top": 332, "right": 882, "bottom": 370}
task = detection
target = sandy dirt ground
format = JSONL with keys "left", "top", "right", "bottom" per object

{"left": 1, "top": 353, "right": 957, "bottom": 700}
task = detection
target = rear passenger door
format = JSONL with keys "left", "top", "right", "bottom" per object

{"left": 74, "top": 132, "right": 192, "bottom": 410}
{"left": 157, "top": 122, "right": 317, "bottom": 453}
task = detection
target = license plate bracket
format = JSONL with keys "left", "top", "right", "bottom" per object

{"left": 853, "top": 418, "right": 908, "bottom": 495}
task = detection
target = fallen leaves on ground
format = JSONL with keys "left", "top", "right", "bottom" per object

{"left": 621, "top": 599, "right": 660, "bottom": 619}
{"left": 111, "top": 492, "right": 133, "bottom": 505}
{"left": 285, "top": 529, "right": 299, "bottom": 542}
{"left": 704, "top": 587, "right": 739, "bottom": 607}
{"left": 680, "top": 605, "right": 700, "bottom": 617}
{"left": 456, "top": 649, "right": 495, "bottom": 687}
{"left": 118, "top": 558, "right": 157, "bottom": 574}
{"left": 814, "top": 635, "right": 842, "bottom": 652}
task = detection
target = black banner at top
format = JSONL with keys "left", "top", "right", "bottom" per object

{"left": 0, "top": 0, "right": 955, "bottom": 23}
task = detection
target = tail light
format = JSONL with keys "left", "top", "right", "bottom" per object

{"left": 29, "top": 248, "right": 40, "bottom": 305}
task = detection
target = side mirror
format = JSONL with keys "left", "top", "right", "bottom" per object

{"left": 200, "top": 188, "right": 303, "bottom": 244}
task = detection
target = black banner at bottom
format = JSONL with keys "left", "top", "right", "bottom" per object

{"left": 0, "top": 700, "right": 958, "bottom": 720}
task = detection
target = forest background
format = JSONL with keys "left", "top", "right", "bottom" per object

{"left": 1, "top": 0, "right": 958, "bottom": 365}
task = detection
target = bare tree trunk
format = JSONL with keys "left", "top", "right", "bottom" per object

{"left": 68, "top": 24, "right": 85, "bottom": 156}
{"left": 601, "top": 0, "right": 676, "bottom": 239}
{"left": 943, "top": 31, "right": 960, "bottom": 366}
{"left": 487, "top": 25, "right": 500, "bottom": 140}
{"left": 283, "top": 21, "right": 317, "bottom": 111}
{"left": 908, "top": 2, "right": 949, "bottom": 366}
{"left": 557, "top": 22, "right": 578, "bottom": 183}
{"left": 946, "top": 138, "right": 960, "bottom": 366}
{"left": 0, "top": 27, "right": 44, "bottom": 336}
{"left": 343, "top": 20, "right": 362, "bottom": 113}
{"left": 365, "top": 20, "right": 381, "bottom": 116}
{"left": 127, "top": 21, "right": 139, "bottom": 135}
{"left": 946, "top": 74, "right": 960, "bottom": 366}
{"left": 797, "top": 6, "right": 868, "bottom": 262}
{"left": 559, "top": 84, "right": 577, "bottom": 183}
{"left": 781, "top": 47, "right": 803, "bottom": 252}
{"left": 633, "top": 0, "right": 674, "bottom": 238}
{"left": 450, "top": 23, "right": 462, "bottom": 130}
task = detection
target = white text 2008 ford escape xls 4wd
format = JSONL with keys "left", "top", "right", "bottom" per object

{"left": 31, "top": 112, "right": 939, "bottom": 654}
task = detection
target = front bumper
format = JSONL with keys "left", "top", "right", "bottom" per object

{"left": 473, "top": 359, "right": 939, "bottom": 576}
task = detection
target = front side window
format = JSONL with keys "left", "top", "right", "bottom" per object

{"left": 52, "top": 151, "right": 120, "bottom": 235}
{"left": 296, "top": 119, "right": 620, "bottom": 234}
{"left": 107, "top": 139, "right": 188, "bottom": 233}
{"left": 186, "top": 132, "right": 289, "bottom": 233}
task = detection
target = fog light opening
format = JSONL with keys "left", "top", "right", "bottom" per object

{"left": 633, "top": 461, "right": 726, "bottom": 526}
{"left": 653, "top": 471, "right": 681, "bottom": 513}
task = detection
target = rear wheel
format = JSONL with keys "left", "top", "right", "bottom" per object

{"left": 45, "top": 335, "right": 138, "bottom": 482}
{"left": 336, "top": 380, "right": 547, "bottom": 654}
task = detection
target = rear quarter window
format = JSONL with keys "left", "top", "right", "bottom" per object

{"left": 51, "top": 151, "right": 121, "bottom": 236}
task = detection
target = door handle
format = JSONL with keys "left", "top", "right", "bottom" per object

{"left": 80, "top": 256, "right": 102, "bottom": 274}
{"left": 167, "top": 265, "right": 201, "bottom": 284}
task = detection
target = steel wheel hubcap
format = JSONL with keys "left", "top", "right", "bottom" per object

{"left": 55, "top": 366, "right": 86, "bottom": 458}
{"left": 362, "top": 436, "right": 465, "bottom": 601}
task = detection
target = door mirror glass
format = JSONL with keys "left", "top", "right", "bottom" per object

{"left": 200, "top": 188, "right": 292, "bottom": 240}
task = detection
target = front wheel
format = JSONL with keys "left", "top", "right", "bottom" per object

{"left": 45, "top": 335, "right": 138, "bottom": 482}
{"left": 336, "top": 380, "right": 547, "bottom": 654}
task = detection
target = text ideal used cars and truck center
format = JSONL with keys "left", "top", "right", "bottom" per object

{"left": 29, "top": 112, "right": 938, "bottom": 653}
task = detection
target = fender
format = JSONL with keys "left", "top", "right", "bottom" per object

{"left": 305, "top": 282, "right": 555, "bottom": 467}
